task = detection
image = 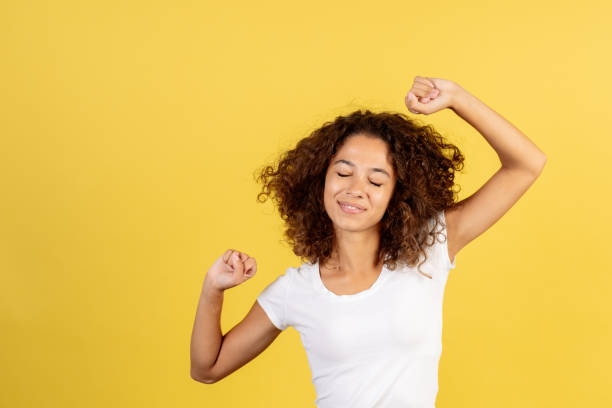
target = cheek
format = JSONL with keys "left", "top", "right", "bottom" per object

{"left": 373, "top": 190, "right": 393, "bottom": 210}
{"left": 323, "top": 181, "right": 337, "bottom": 209}
{"left": 325, "top": 187, "right": 340, "bottom": 205}
{"left": 324, "top": 177, "right": 341, "bottom": 197}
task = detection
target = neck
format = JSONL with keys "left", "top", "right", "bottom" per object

{"left": 324, "top": 225, "right": 383, "bottom": 276}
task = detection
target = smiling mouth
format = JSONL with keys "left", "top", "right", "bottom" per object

{"left": 338, "top": 201, "right": 366, "bottom": 214}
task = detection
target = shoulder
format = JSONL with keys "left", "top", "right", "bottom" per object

{"left": 433, "top": 209, "right": 456, "bottom": 270}
{"left": 413, "top": 210, "right": 455, "bottom": 270}
{"left": 289, "top": 261, "right": 318, "bottom": 286}
{"left": 269, "top": 261, "right": 314, "bottom": 286}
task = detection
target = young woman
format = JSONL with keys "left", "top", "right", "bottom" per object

{"left": 190, "top": 76, "right": 546, "bottom": 407}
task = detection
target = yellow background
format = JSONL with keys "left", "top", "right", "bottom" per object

{"left": 1, "top": 0, "right": 610, "bottom": 406}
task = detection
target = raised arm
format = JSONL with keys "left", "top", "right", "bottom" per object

{"left": 190, "top": 250, "right": 282, "bottom": 383}
{"left": 405, "top": 76, "right": 547, "bottom": 261}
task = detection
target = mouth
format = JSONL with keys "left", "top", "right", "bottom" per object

{"left": 337, "top": 201, "right": 366, "bottom": 214}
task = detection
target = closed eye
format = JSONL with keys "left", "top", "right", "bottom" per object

{"left": 336, "top": 172, "right": 382, "bottom": 187}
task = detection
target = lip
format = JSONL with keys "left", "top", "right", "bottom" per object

{"left": 338, "top": 200, "right": 366, "bottom": 214}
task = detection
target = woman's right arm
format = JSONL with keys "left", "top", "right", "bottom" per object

{"left": 189, "top": 250, "right": 282, "bottom": 384}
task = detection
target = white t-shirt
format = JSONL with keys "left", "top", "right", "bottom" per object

{"left": 257, "top": 210, "right": 457, "bottom": 408}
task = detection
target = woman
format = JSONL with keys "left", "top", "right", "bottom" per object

{"left": 190, "top": 76, "right": 547, "bottom": 407}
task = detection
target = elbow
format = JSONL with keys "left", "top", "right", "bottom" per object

{"left": 501, "top": 152, "right": 547, "bottom": 177}
{"left": 191, "top": 366, "right": 217, "bottom": 384}
{"left": 521, "top": 153, "right": 547, "bottom": 178}
{"left": 533, "top": 153, "right": 547, "bottom": 176}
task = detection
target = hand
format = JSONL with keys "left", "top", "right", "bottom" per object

{"left": 404, "top": 76, "right": 460, "bottom": 115}
{"left": 204, "top": 249, "right": 258, "bottom": 291}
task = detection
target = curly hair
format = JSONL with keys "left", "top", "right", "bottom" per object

{"left": 255, "top": 109, "right": 465, "bottom": 278}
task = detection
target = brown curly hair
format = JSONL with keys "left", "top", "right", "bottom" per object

{"left": 255, "top": 109, "right": 465, "bottom": 278}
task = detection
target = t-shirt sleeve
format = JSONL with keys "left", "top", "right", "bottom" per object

{"left": 256, "top": 270, "right": 292, "bottom": 331}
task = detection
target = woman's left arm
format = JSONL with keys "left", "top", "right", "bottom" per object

{"left": 450, "top": 85, "right": 547, "bottom": 173}
{"left": 406, "top": 76, "right": 547, "bottom": 262}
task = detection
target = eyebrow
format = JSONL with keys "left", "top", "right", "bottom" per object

{"left": 333, "top": 159, "right": 391, "bottom": 177}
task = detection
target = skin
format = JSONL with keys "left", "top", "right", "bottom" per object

{"left": 320, "top": 133, "right": 397, "bottom": 295}
{"left": 191, "top": 75, "right": 547, "bottom": 384}
{"left": 190, "top": 135, "right": 399, "bottom": 383}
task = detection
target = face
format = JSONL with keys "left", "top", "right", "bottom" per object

{"left": 323, "top": 133, "right": 397, "bottom": 234}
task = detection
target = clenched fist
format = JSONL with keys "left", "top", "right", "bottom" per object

{"left": 405, "top": 76, "right": 461, "bottom": 115}
{"left": 205, "top": 249, "right": 257, "bottom": 291}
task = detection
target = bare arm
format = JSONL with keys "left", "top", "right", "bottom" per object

{"left": 444, "top": 84, "right": 546, "bottom": 260}
{"left": 406, "top": 77, "right": 547, "bottom": 262}
{"left": 449, "top": 85, "right": 546, "bottom": 173}
{"left": 189, "top": 250, "right": 282, "bottom": 384}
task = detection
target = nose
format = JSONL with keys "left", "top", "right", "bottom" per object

{"left": 346, "top": 177, "right": 367, "bottom": 197}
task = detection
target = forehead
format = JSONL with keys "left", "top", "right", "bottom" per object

{"left": 333, "top": 134, "right": 393, "bottom": 168}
